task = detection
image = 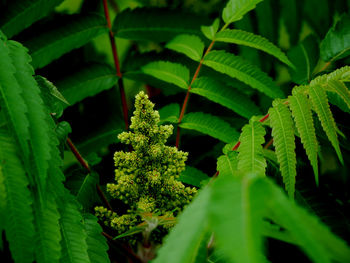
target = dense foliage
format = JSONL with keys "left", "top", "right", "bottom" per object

{"left": 0, "top": 0, "right": 350, "bottom": 262}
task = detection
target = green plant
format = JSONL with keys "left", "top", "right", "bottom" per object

{"left": 1, "top": 0, "right": 350, "bottom": 262}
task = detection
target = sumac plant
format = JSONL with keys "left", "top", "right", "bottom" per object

{"left": 1, "top": 0, "right": 350, "bottom": 262}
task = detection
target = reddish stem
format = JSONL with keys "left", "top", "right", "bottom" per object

{"left": 176, "top": 40, "right": 216, "bottom": 148}
{"left": 102, "top": 0, "right": 129, "bottom": 130}
{"left": 66, "top": 138, "right": 90, "bottom": 172}
{"left": 264, "top": 138, "right": 274, "bottom": 149}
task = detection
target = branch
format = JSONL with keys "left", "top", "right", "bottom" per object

{"left": 102, "top": 0, "right": 129, "bottom": 130}
{"left": 176, "top": 40, "right": 216, "bottom": 148}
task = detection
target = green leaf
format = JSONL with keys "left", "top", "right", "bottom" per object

{"left": 0, "top": 33, "right": 31, "bottom": 160}
{"left": 289, "top": 91, "right": 319, "bottom": 185}
{"left": 113, "top": 7, "right": 209, "bottom": 42}
{"left": 179, "top": 166, "right": 210, "bottom": 187}
{"left": 142, "top": 61, "right": 190, "bottom": 90}
{"left": 159, "top": 103, "right": 180, "bottom": 124}
{"left": 153, "top": 187, "right": 211, "bottom": 263}
{"left": 258, "top": 178, "right": 350, "bottom": 263}
{"left": 59, "top": 199, "right": 90, "bottom": 263}
{"left": 237, "top": 119, "right": 267, "bottom": 176}
{"left": 24, "top": 14, "right": 108, "bottom": 69}
{"left": 83, "top": 214, "right": 109, "bottom": 263}
{"left": 56, "top": 63, "right": 118, "bottom": 108}
{"left": 217, "top": 151, "right": 238, "bottom": 178}
{"left": 201, "top": 18, "right": 220, "bottom": 40}
{"left": 279, "top": 0, "right": 301, "bottom": 45}
{"left": 209, "top": 174, "right": 266, "bottom": 263}
{"left": 166, "top": 34, "right": 204, "bottom": 62}
{"left": 180, "top": 112, "right": 240, "bottom": 143}
{"left": 222, "top": 0, "right": 263, "bottom": 25}
{"left": 34, "top": 197, "right": 62, "bottom": 263}
{"left": 76, "top": 172, "right": 99, "bottom": 210}
{"left": 35, "top": 75, "right": 68, "bottom": 118}
{"left": 309, "top": 84, "right": 343, "bottom": 164}
{"left": 0, "top": 129, "right": 35, "bottom": 263}
{"left": 8, "top": 40, "right": 53, "bottom": 195}
{"left": 269, "top": 101, "right": 296, "bottom": 198}
{"left": 203, "top": 50, "right": 283, "bottom": 98}
{"left": 191, "top": 77, "right": 261, "bottom": 119}
{"left": 310, "top": 65, "right": 350, "bottom": 86}
{"left": 320, "top": 14, "right": 350, "bottom": 62}
{"left": 327, "top": 80, "right": 350, "bottom": 111}
{"left": 0, "top": 0, "right": 64, "bottom": 38}
{"left": 215, "top": 29, "right": 294, "bottom": 68}
{"left": 288, "top": 35, "right": 319, "bottom": 84}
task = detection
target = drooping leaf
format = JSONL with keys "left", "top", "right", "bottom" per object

{"left": 153, "top": 187, "right": 211, "bottom": 263}
{"left": 34, "top": 197, "right": 62, "bottom": 263}
{"left": 222, "top": 0, "right": 263, "bottom": 25}
{"left": 180, "top": 112, "right": 240, "bottom": 143}
{"left": 308, "top": 84, "right": 343, "bottom": 164}
{"left": 59, "top": 198, "right": 90, "bottom": 263}
{"left": 76, "top": 172, "right": 99, "bottom": 210}
{"left": 142, "top": 61, "right": 190, "bottom": 90}
{"left": 191, "top": 77, "right": 261, "bottom": 119}
{"left": 0, "top": 33, "right": 30, "bottom": 160}
{"left": 203, "top": 50, "right": 283, "bottom": 98}
{"left": 237, "top": 119, "right": 267, "bottom": 176}
{"left": 327, "top": 79, "right": 350, "bottom": 111}
{"left": 166, "top": 34, "right": 205, "bottom": 62}
{"left": 201, "top": 18, "right": 220, "bottom": 40}
{"left": 269, "top": 101, "right": 296, "bottom": 198}
{"left": 159, "top": 103, "right": 180, "bottom": 124}
{"left": 23, "top": 14, "right": 108, "bottom": 69}
{"left": 215, "top": 29, "right": 294, "bottom": 68}
{"left": 179, "top": 166, "right": 210, "bottom": 187}
{"left": 217, "top": 151, "right": 238, "bottom": 178}
{"left": 288, "top": 35, "right": 319, "bottom": 84}
{"left": 288, "top": 91, "right": 319, "bottom": 185}
{"left": 209, "top": 173, "right": 266, "bottom": 263}
{"left": 8, "top": 40, "right": 52, "bottom": 195}
{"left": 320, "top": 14, "right": 350, "bottom": 62}
{"left": 113, "top": 7, "right": 209, "bottom": 42}
{"left": 83, "top": 214, "right": 109, "bottom": 263}
{"left": 0, "top": 0, "right": 64, "bottom": 38}
{"left": 0, "top": 129, "right": 35, "bottom": 263}
{"left": 56, "top": 63, "right": 118, "bottom": 108}
{"left": 257, "top": 178, "right": 350, "bottom": 263}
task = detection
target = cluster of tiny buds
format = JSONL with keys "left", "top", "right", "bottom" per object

{"left": 95, "top": 91, "right": 197, "bottom": 242}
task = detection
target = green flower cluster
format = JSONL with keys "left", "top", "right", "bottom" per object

{"left": 95, "top": 91, "right": 196, "bottom": 240}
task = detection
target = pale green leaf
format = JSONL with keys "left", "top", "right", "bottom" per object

{"left": 327, "top": 79, "right": 350, "bottom": 111}
{"left": 222, "top": 0, "right": 263, "bottom": 25}
{"left": 180, "top": 112, "right": 240, "bottom": 143}
{"left": 269, "top": 101, "right": 296, "bottom": 198}
{"left": 191, "top": 77, "right": 261, "bottom": 119}
{"left": 215, "top": 29, "right": 294, "bottom": 68}
{"left": 201, "top": 18, "right": 220, "bottom": 40}
{"left": 209, "top": 174, "right": 266, "bottom": 263}
{"left": 153, "top": 187, "right": 211, "bottom": 263}
{"left": 166, "top": 34, "right": 204, "bottom": 62}
{"left": 309, "top": 84, "right": 343, "bottom": 164}
{"left": 237, "top": 120, "right": 267, "bottom": 176}
{"left": 217, "top": 151, "right": 238, "bottom": 178}
{"left": 289, "top": 91, "right": 319, "bottom": 184}
{"left": 203, "top": 50, "right": 283, "bottom": 98}
{"left": 142, "top": 61, "right": 190, "bottom": 90}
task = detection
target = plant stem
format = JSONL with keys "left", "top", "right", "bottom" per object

{"left": 176, "top": 40, "right": 216, "bottom": 148}
{"left": 66, "top": 137, "right": 90, "bottom": 172}
{"left": 102, "top": 0, "right": 129, "bottom": 130}
{"left": 66, "top": 137, "right": 113, "bottom": 211}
